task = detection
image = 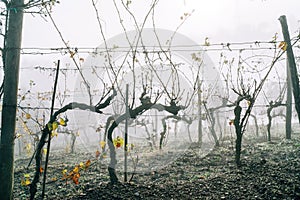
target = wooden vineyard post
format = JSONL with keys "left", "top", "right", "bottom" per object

{"left": 286, "top": 59, "right": 292, "bottom": 139}
{"left": 279, "top": 15, "right": 300, "bottom": 124}
{"left": 198, "top": 79, "right": 203, "bottom": 146}
{"left": 42, "top": 60, "right": 60, "bottom": 199}
{"left": 0, "top": 1, "right": 24, "bottom": 199}
{"left": 124, "top": 84, "right": 129, "bottom": 182}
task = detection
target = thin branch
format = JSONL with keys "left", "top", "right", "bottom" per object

{"left": 44, "top": 6, "right": 93, "bottom": 105}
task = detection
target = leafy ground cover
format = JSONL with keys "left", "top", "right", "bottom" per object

{"left": 13, "top": 135, "right": 300, "bottom": 199}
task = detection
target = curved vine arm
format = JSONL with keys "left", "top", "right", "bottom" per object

{"left": 29, "top": 90, "right": 117, "bottom": 199}
{"left": 107, "top": 98, "right": 185, "bottom": 184}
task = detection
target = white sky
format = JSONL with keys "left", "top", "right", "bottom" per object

{"left": 22, "top": 0, "right": 300, "bottom": 48}
{"left": 18, "top": 0, "right": 300, "bottom": 91}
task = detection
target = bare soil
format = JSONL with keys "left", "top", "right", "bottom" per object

{"left": 13, "top": 136, "right": 300, "bottom": 200}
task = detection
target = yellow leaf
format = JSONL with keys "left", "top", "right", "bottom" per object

{"left": 58, "top": 118, "right": 66, "bottom": 126}
{"left": 25, "top": 144, "right": 31, "bottom": 153}
{"left": 51, "top": 131, "right": 58, "bottom": 138}
{"left": 25, "top": 113, "right": 31, "bottom": 119}
{"left": 113, "top": 136, "right": 124, "bottom": 148}
{"left": 85, "top": 160, "right": 91, "bottom": 169}
{"left": 26, "top": 179, "right": 31, "bottom": 185}
{"left": 43, "top": 148, "right": 47, "bottom": 155}
{"left": 79, "top": 162, "right": 84, "bottom": 169}
{"left": 52, "top": 121, "right": 58, "bottom": 130}
{"left": 62, "top": 169, "right": 68, "bottom": 175}
{"left": 73, "top": 166, "right": 79, "bottom": 174}
{"left": 278, "top": 41, "right": 287, "bottom": 51}
{"left": 24, "top": 174, "right": 30, "bottom": 178}
{"left": 100, "top": 141, "right": 106, "bottom": 149}
{"left": 247, "top": 100, "right": 251, "bottom": 106}
{"left": 72, "top": 173, "right": 80, "bottom": 184}
{"left": 21, "top": 179, "right": 31, "bottom": 186}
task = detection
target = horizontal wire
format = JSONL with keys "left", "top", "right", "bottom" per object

{"left": 17, "top": 39, "right": 295, "bottom": 55}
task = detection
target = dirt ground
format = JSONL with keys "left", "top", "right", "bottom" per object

{"left": 13, "top": 136, "right": 300, "bottom": 200}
